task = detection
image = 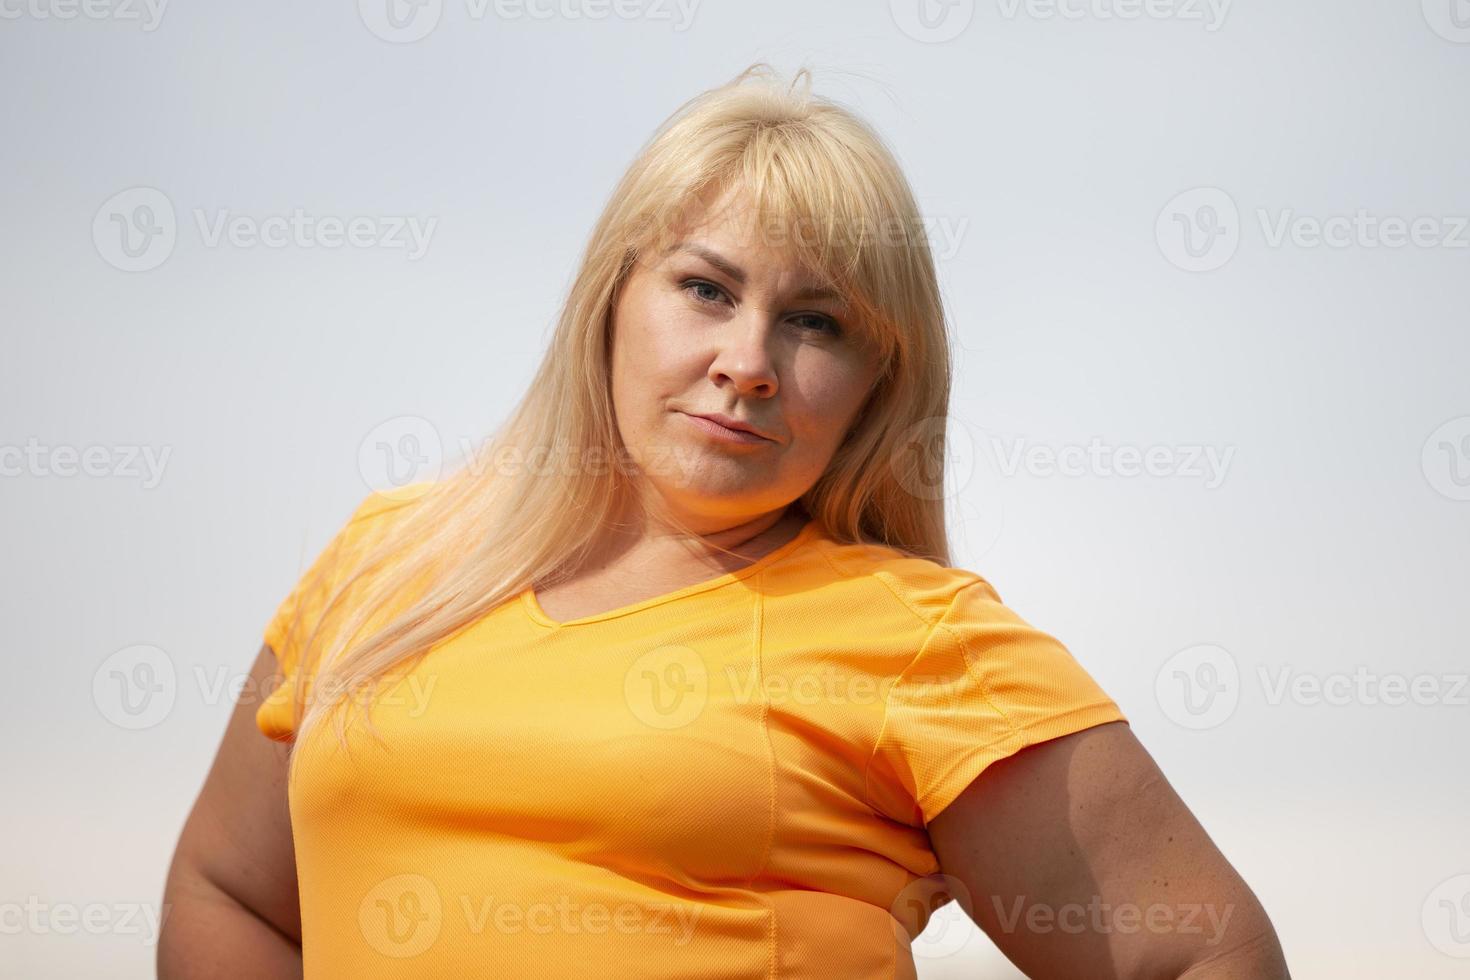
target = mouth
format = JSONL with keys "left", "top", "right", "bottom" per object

{"left": 680, "top": 411, "right": 777, "bottom": 445}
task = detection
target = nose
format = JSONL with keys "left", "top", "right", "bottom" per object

{"left": 707, "top": 310, "right": 779, "bottom": 397}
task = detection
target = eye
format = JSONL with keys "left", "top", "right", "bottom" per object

{"left": 682, "top": 278, "right": 728, "bottom": 306}
{"left": 682, "top": 278, "right": 844, "bottom": 337}
{"left": 792, "top": 312, "right": 844, "bottom": 337}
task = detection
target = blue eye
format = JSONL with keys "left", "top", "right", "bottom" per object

{"left": 684, "top": 279, "right": 726, "bottom": 305}
{"left": 682, "top": 279, "right": 843, "bottom": 337}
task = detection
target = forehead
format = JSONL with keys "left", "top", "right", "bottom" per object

{"left": 653, "top": 186, "right": 844, "bottom": 294}
{"left": 656, "top": 182, "right": 814, "bottom": 262}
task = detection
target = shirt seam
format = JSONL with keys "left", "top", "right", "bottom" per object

{"left": 933, "top": 579, "right": 1023, "bottom": 739}
{"left": 860, "top": 588, "right": 957, "bottom": 820}
{"left": 814, "top": 548, "right": 944, "bottom": 632}
{"left": 525, "top": 526, "right": 824, "bottom": 629}
{"left": 818, "top": 547, "right": 963, "bottom": 820}
{"left": 742, "top": 568, "right": 780, "bottom": 980}
{"left": 861, "top": 578, "right": 1025, "bottom": 820}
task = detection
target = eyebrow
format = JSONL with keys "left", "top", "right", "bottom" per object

{"left": 664, "top": 241, "right": 845, "bottom": 304}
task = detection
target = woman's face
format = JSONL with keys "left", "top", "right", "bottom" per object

{"left": 608, "top": 189, "right": 882, "bottom": 532}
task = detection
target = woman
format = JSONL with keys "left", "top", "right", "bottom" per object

{"left": 160, "top": 64, "right": 1289, "bottom": 978}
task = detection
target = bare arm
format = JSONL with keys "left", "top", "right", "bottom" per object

{"left": 158, "top": 642, "right": 303, "bottom": 979}
{"left": 925, "top": 721, "right": 1289, "bottom": 979}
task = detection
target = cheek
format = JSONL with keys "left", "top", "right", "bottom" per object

{"left": 619, "top": 290, "right": 701, "bottom": 370}
{"left": 611, "top": 295, "right": 702, "bottom": 421}
{"left": 649, "top": 297, "right": 709, "bottom": 361}
{"left": 785, "top": 362, "right": 872, "bottom": 449}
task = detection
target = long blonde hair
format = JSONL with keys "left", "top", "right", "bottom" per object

{"left": 278, "top": 63, "right": 957, "bottom": 775}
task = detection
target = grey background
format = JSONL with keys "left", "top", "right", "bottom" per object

{"left": 3, "top": 1, "right": 1468, "bottom": 976}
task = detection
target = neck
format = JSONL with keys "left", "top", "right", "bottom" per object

{"left": 585, "top": 495, "right": 807, "bottom": 577}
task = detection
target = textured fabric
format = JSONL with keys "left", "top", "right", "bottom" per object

{"left": 257, "top": 488, "right": 1128, "bottom": 978}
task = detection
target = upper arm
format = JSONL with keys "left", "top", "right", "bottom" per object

{"left": 925, "top": 721, "right": 1289, "bottom": 979}
{"left": 165, "top": 641, "right": 301, "bottom": 944}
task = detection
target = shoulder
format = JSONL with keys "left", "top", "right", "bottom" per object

{"left": 334, "top": 481, "right": 434, "bottom": 550}
{"left": 347, "top": 480, "right": 434, "bottom": 523}
{"left": 793, "top": 533, "right": 1001, "bottom": 634}
{"left": 279, "top": 482, "right": 433, "bottom": 604}
{"left": 261, "top": 482, "right": 434, "bottom": 647}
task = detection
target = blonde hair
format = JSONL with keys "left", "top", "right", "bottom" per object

{"left": 277, "top": 63, "right": 957, "bottom": 775}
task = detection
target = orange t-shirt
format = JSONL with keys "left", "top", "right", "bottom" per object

{"left": 258, "top": 487, "right": 1127, "bottom": 978}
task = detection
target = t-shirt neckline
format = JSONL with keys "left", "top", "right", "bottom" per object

{"left": 520, "top": 517, "right": 823, "bottom": 629}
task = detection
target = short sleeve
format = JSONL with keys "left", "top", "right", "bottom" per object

{"left": 256, "top": 485, "right": 424, "bottom": 742}
{"left": 864, "top": 577, "right": 1128, "bottom": 828}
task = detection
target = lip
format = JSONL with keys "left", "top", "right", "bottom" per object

{"left": 682, "top": 411, "right": 777, "bottom": 444}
